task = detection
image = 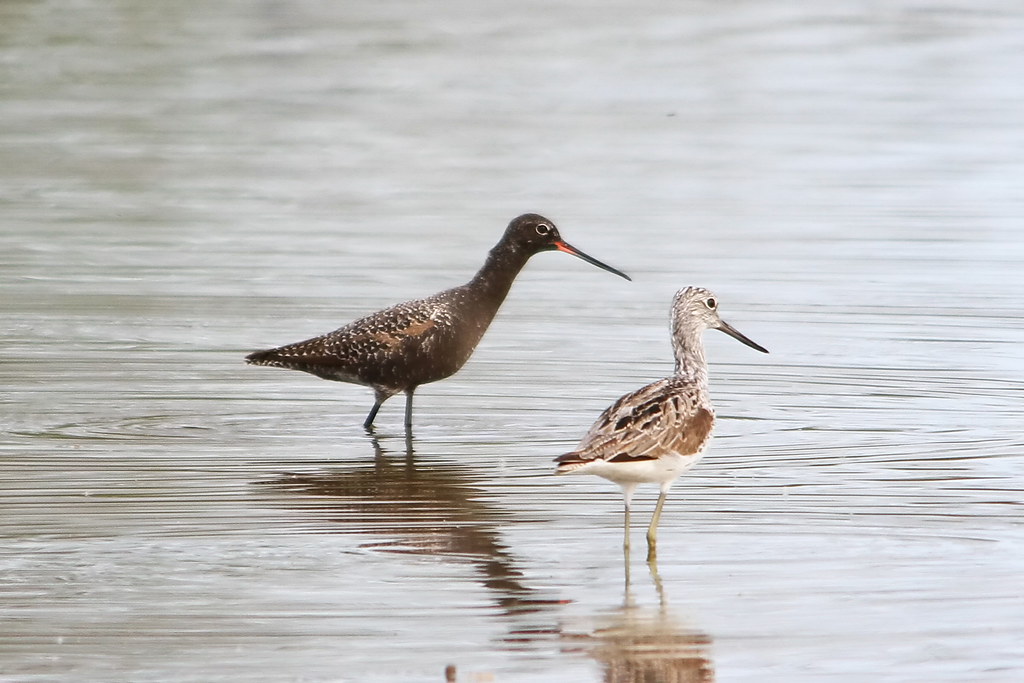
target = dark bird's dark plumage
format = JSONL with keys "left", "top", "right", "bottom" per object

{"left": 246, "top": 213, "right": 630, "bottom": 430}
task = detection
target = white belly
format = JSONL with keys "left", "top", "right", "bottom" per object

{"left": 580, "top": 451, "right": 705, "bottom": 486}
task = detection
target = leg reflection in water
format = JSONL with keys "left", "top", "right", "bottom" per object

{"left": 561, "top": 550, "right": 715, "bottom": 682}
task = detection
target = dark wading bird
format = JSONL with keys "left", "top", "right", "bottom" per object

{"left": 246, "top": 214, "right": 630, "bottom": 430}
{"left": 555, "top": 287, "right": 768, "bottom": 562}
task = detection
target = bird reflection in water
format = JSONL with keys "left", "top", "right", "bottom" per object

{"left": 259, "top": 436, "right": 711, "bottom": 681}
{"left": 559, "top": 558, "right": 714, "bottom": 683}
{"left": 259, "top": 433, "right": 564, "bottom": 616}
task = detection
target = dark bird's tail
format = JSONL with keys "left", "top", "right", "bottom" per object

{"left": 245, "top": 349, "right": 281, "bottom": 366}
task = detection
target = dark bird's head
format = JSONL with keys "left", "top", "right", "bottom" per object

{"left": 503, "top": 213, "right": 631, "bottom": 281}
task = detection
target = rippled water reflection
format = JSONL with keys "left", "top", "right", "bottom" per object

{"left": 3, "top": 1, "right": 1023, "bottom": 681}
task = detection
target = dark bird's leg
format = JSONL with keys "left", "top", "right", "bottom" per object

{"left": 363, "top": 390, "right": 389, "bottom": 431}
{"left": 403, "top": 388, "right": 415, "bottom": 431}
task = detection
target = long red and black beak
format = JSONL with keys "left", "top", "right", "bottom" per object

{"left": 554, "top": 241, "right": 631, "bottom": 281}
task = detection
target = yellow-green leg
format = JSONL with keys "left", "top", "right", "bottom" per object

{"left": 623, "top": 501, "right": 633, "bottom": 588}
{"left": 646, "top": 489, "right": 669, "bottom": 563}
{"left": 621, "top": 483, "right": 637, "bottom": 557}
{"left": 624, "top": 501, "right": 632, "bottom": 555}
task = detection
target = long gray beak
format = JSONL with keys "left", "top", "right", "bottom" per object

{"left": 718, "top": 319, "right": 769, "bottom": 354}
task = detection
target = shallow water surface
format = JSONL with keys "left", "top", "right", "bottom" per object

{"left": 2, "top": 1, "right": 1023, "bottom": 681}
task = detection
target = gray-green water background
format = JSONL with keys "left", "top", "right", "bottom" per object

{"left": 2, "top": 1, "right": 1022, "bottom": 681}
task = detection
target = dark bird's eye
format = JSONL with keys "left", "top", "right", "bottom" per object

{"left": 535, "top": 223, "right": 552, "bottom": 236}
{"left": 705, "top": 298, "right": 717, "bottom": 309}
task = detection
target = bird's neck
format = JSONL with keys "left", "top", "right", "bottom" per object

{"left": 467, "top": 238, "right": 533, "bottom": 304}
{"left": 672, "top": 329, "right": 709, "bottom": 387}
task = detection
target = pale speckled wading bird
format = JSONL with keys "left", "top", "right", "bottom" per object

{"left": 246, "top": 214, "right": 630, "bottom": 430}
{"left": 555, "top": 287, "right": 768, "bottom": 562}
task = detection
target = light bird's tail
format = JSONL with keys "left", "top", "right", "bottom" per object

{"left": 554, "top": 451, "right": 590, "bottom": 475}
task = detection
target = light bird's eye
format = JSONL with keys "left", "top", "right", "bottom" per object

{"left": 705, "top": 298, "right": 717, "bottom": 309}
{"left": 535, "top": 223, "right": 552, "bottom": 235}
